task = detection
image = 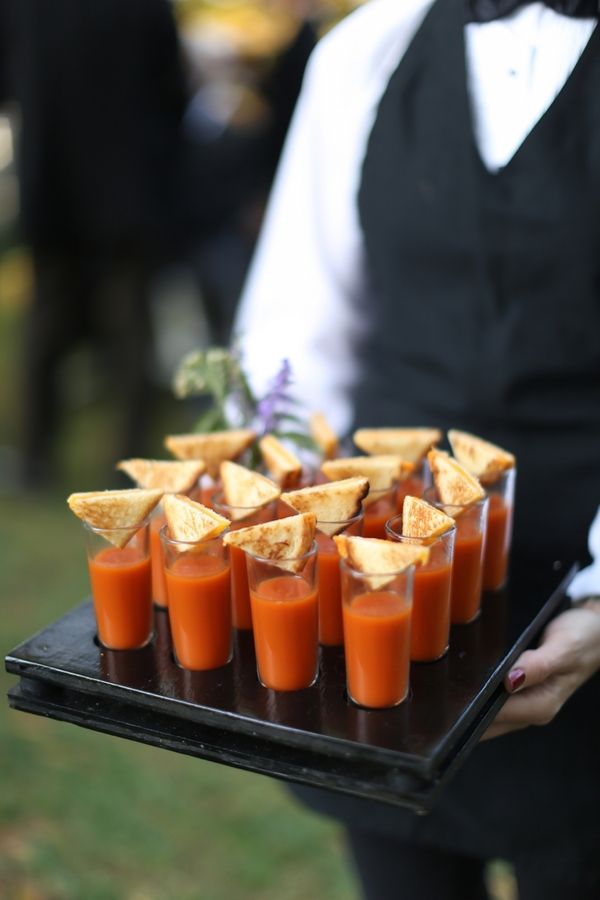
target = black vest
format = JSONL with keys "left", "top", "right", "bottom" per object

{"left": 356, "top": 0, "right": 600, "bottom": 568}
{"left": 293, "top": 0, "right": 600, "bottom": 851}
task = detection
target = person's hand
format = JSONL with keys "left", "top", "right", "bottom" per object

{"left": 483, "top": 599, "right": 600, "bottom": 740}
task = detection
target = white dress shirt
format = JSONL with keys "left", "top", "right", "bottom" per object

{"left": 234, "top": 0, "right": 599, "bottom": 594}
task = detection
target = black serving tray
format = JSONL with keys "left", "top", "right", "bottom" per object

{"left": 5, "top": 560, "right": 576, "bottom": 814}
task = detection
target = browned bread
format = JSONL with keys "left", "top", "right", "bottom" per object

{"left": 281, "top": 476, "right": 369, "bottom": 536}
{"left": 164, "top": 429, "right": 256, "bottom": 479}
{"left": 67, "top": 488, "right": 163, "bottom": 548}
{"left": 223, "top": 512, "right": 316, "bottom": 573}
{"left": 353, "top": 427, "right": 441, "bottom": 463}
{"left": 116, "top": 458, "right": 205, "bottom": 494}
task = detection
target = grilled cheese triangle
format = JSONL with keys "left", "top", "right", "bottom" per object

{"left": 428, "top": 449, "right": 485, "bottom": 511}
{"left": 117, "top": 459, "right": 205, "bottom": 494}
{"left": 259, "top": 434, "right": 303, "bottom": 489}
{"left": 334, "top": 534, "right": 429, "bottom": 590}
{"left": 220, "top": 460, "right": 280, "bottom": 519}
{"left": 223, "top": 512, "right": 316, "bottom": 573}
{"left": 402, "top": 495, "right": 455, "bottom": 540}
{"left": 353, "top": 427, "right": 441, "bottom": 464}
{"left": 447, "top": 430, "right": 515, "bottom": 484}
{"left": 164, "top": 429, "right": 256, "bottom": 479}
{"left": 163, "top": 494, "right": 230, "bottom": 545}
{"left": 321, "top": 455, "right": 413, "bottom": 506}
{"left": 67, "top": 488, "right": 163, "bottom": 548}
{"left": 281, "top": 476, "right": 369, "bottom": 536}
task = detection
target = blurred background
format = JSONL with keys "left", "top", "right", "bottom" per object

{"left": 0, "top": 1, "right": 514, "bottom": 897}
{"left": 0, "top": 1, "right": 362, "bottom": 897}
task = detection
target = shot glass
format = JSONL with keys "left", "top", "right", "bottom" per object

{"left": 482, "top": 467, "right": 516, "bottom": 592}
{"left": 341, "top": 559, "right": 414, "bottom": 708}
{"left": 84, "top": 521, "right": 153, "bottom": 650}
{"left": 425, "top": 488, "right": 489, "bottom": 625}
{"left": 363, "top": 485, "right": 398, "bottom": 539}
{"left": 315, "top": 513, "right": 364, "bottom": 646}
{"left": 213, "top": 494, "right": 278, "bottom": 630}
{"left": 149, "top": 507, "right": 168, "bottom": 608}
{"left": 385, "top": 515, "right": 455, "bottom": 661}
{"left": 246, "top": 543, "right": 319, "bottom": 691}
{"left": 161, "top": 529, "right": 232, "bottom": 671}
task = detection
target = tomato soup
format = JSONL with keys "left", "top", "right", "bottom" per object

{"left": 451, "top": 519, "right": 484, "bottom": 624}
{"left": 411, "top": 563, "right": 452, "bottom": 661}
{"left": 343, "top": 591, "right": 411, "bottom": 708}
{"left": 315, "top": 532, "right": 344, "bottom": 646}
{"left": 483, "top": 494, "right": 511, "bottom": 591}
{"left": 250, "top": 575, "right": 318, "bottom": 691}
{"left": 165, "top": 553, "right": 232, "bottom": 670}
{"left": 363, "top": 493, "right": 396, "bottom": 539}
{"left": 88, "top": 546, "right": 153, "bottom": 650}
{"left": 150, "top": 512, "right": 168, "bottom": 607}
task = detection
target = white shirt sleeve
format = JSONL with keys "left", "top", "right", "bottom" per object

{"left": 234, "top": 0, "right": 434, "bottom": 436}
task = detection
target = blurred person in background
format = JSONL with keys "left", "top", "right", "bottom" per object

{"left": 236, "top": 0, "right": 600, "bottom": 897}
{"left": 8, "top": 0, "right": 188, "bottom": 489}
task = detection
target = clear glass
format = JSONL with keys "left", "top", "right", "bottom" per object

{"left": 161, "top": 528, "right": 232, "bottom": 671}
{"left": 150, "top": 507, "right": 168, "bottom": 608}
{"left": 424, "top": 487, "right": 489, "bottom": 625}
{"left": 362, "top": 485, "right": 398, "bottom": 539}
{"left": 340, "top": 559, "right": 414, "bottom": 708}
{"left": 246, "top": 542, "right": 319, "bottom": 691}
{"left": 84, "top": 521, "right": 153, "bottom": 651}
{"left": 482, "top": 467, "right": 516, "bottom": 592}
{"left": 315, "top": 512, "right": 364, "bottom": 647}
{"left": 385, "top": 515, "right": 455, "bottom": 661}
{"left": 213, "top": 493, "right": 278, "bottom": 630}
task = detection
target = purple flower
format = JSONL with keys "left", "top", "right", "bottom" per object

{"left": 256, "top": 359, "right": 293, "bottom": 435}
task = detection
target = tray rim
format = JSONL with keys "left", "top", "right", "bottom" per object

{"left": 5, "top": 564, "right": 578, "bottom": 806}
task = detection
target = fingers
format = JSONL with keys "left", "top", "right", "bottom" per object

{"left": 481, "top": 676, "right": 571, "bottom": 741}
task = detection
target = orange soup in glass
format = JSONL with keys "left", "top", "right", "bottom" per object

{"left": 315, "top": 513, "right": 363, "bottom": 646}
{"left": 85, "top": 522, "right": 153, "bottom": 650}
{"left": 246, "top": 544, "right": 318, "bottom": 691}
{"left": 212, "top": 494, "right": 278, "bottom": 631}
{"left": 162, "top": 530, "right": 232, "bottom": 670}
{"left": 482, "top": 468, "right": 516, "bottom": 592}
{"left": 341, "top": 560, "right": 414, "bottom": 708}
{"left": 386, "top": 514, "right": 455, "bottom": 662}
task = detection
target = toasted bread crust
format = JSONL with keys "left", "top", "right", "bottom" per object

{"left": 447, "top": 430, "right": 516, "bottom": 484}
{"left": 321, "top": 455, "right": 413, "bottom": 506}
{"left": 117, "top": 459, "right": 206, "bottom": 494}
{"left": 163, "top": 494, "right": 230, "bottom": 544}
{"left": 67, "top": 488, "right": 163, "bottom": 548}
{"left": 353, "top": 428, "right": 441, "bottom": 463}
{"left": 220, "top": 461, "right": 281, "bottom": 519}
{"left": 310, "top": 412, "right": 338, "bottom": 459}
{"left": 334, "top": 535, "right": 429, "bottom": 590}
{"left": 223, "top": 512, "right": 316, "bottom": 573}
{"left": 428, "top": 450, "right": 485, "bottom": 509}
{"left": 281, "top": 476, "right": 369, "bottom": 536}
{"left": 402, "top": 495, "right": 455, "bottom": 539}
{"left": 164, "top": 430, "right": 256, "bottom": 479}
{"left": 258, "top": 435, "right": 303, "bottom": 489}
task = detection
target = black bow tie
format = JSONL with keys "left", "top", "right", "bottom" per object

{"left": 467, "top": 0, "right": 599, "bottom": 22}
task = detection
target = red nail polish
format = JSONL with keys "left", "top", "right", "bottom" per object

{"left": 508, "top": 668, "right": 525, "bottom": 692}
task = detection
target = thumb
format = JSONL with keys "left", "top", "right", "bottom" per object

{"left": 504, "top": 632, "right": 566, "bottom": 693}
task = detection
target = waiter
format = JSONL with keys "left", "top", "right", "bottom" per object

{"left": 235, "top": 0, "right": 600, "bottom": 897}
